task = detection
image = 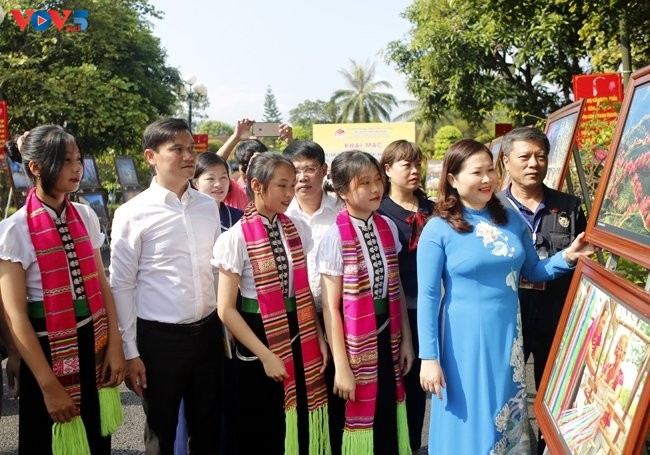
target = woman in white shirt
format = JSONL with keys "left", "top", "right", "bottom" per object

{"left": 0, "top": 126, "right": 124, "bottom": 454}
{"left": 213, "top": 152, "right": 329, "bottom": 454}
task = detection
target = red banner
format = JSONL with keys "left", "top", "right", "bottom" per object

{"left": 572, "top": 73, "right": 623, "bottom": 152}
{"left": 572, "top": 73, "right": 622, "bottom": 123}
{"left": 0, "top": 101, "right": 8, "bottom": 170}
{"left": 495, "top": 123, "right": 513, "bottom": 137}
{"left": 193, "top": 134, "right": 209, "bottom": 153}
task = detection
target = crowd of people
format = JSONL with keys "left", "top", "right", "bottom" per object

{"left": 0, "top": 118, "right": 596, "bottom": 454}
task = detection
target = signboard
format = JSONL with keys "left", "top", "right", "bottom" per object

{"left": 193, "top": 134, "right": 209, "bottom": 153}
{"left": 313, "top": 122, "right": 416, "bottom": 163}
{"left": 0, "top": 101, "right": 8, "bottom": 170}
{"left": 572, "top": 73, "right": 624, "bottom": 151}
{"left": 573, "top": 73, "right": 623, "bottom": 103}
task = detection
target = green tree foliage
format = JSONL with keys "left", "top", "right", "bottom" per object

{"left": 289, "top": 99, "right": 338, "bottom": 129}
{"left": 331, "top": 59, "right": 398, "bottom": 123}
{"left": 433, "top": 125, "right": 463, "bottom": 159}
{"left": 0, "top": 0, "right": 180, "bottom": 154}
{"left": 386, "top": 0, "right": 650, "bottom": 127}
{"left": 198, "top": 120, "right": 234, "bottom": 137}
{"left": 290, "top": 124, "right": 311, "bottom": 141}
{"left": 263, "top": 86, "right": 282, "bottom": 122}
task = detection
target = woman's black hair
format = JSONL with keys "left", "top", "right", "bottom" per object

{"left": 435, "top": 139, "right": 507, "bottom": 233}
{"left": 329, "top": 150, "right": 383, "bottom": 201}
{"left": 245, "top": 151, "right": 294, "bottom": 200}
{"left": 379, "top": 139, "right": 425, "bottom": 197}
{"left": 194, "top": 153, "right": 230, "bottom": 179}
{"left": 3, "top": 125, "right": 79, "bottom": 197}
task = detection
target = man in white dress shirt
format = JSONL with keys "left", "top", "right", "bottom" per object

{"left": 284, "top": 141, "right": 343, "bottom": 313}
{"left": 110, "top": 118, "right": 222, "bottom": 454}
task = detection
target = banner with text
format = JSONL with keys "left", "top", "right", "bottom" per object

{"left": 572, "top": 73, "right": 623, "bottom": 152}
{"left": 313, "top": 122, "right": 416, "bottom": 163}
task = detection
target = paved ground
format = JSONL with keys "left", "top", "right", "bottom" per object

{"left": 0, "top": 357, "right": 540, "bottom": 454}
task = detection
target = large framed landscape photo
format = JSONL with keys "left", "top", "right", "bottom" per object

{"left": 543, "top": 99, "right": 585, "bottom": 190}
{"left": 77, "top": 191, "right": 109, "bottom": 224}
{"left": 586, "top": 65, "right": 650, "bottom": 268}
{"left": 114, "top": 156, "right": 140, "bottom": 187}
{"left": 534, "top": 258, "right": 650, "bottom": 455}
{"left": 9, "top": 159, "right": 31, "bottom": 191}
{"left": 80, "top": 156, "right": 101, "bottom": 189}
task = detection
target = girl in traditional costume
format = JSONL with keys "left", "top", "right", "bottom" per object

{"left": 0, "top": 126, "right": 125, "bottom": 454}
{"left": 318, "top": 150, "right": 414, "bottom": 455}
{"left": 213, "top": 152, "right": 330, "bottom": 454}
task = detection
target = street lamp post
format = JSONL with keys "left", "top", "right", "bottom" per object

{"left": 183, "top": 74, "right": 207, "bottom": 131}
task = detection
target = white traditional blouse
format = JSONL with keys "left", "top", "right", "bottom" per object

{"left": 0, "top": 202, "right": 104, "bottom": 301}
{"left": 212, "top": 214, "right": 313, "bottom": 299}
{"left": 316, "top": 214, "right": 401, "bottom": 299}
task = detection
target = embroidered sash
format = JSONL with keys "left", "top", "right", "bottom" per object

{"left": 336, "top": 208, "right": 410, "bottom": 454}
{"left": 241, "top": 204, "right": 329, "bottom": 454}
{"left": 26, "top": 189, "right": 108, "bottom": 407}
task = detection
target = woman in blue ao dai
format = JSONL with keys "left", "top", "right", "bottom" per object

{"left": 417, "top": 140, "right": 596, "bottom": 454}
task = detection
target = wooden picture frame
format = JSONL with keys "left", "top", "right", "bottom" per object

{"left": 585, "top": 65, "right": 650, "bottom": 268}
{"left": 8, "top": 159, "right": 31, "bottom": 191}
{"left": 543, "top": 99, "right": 585, "bottom": 190}
{"left": 534, "top": 258, "right": 650, "bottom": 455}
{"left": 77, "top": 191, "right": 109, "bottom": 224}
{"left": 114, "top": 156, "right": 139, "bottom": 187}
{"left": 79, "top": 156, "right": 101, "bottom": 189}
{"left": 489, "top": 136, "right": 503, "bottom": 166}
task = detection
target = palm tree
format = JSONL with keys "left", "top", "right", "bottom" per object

{"left": 331, "top": 60, "right": 398, "bottom": 123}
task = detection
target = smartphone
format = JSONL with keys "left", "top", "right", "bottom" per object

{"left": 252, "top": 122, "right": 281, "bottom": 137}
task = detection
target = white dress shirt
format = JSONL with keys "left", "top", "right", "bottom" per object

{"left": 285, "top": 192, "right": 342, "bottom": 309}
{"left": 0, "top": 202, "right": 104, "bottom": 301}
{"left": 316, "top": 214, "right": 401, "bottom": 299}
{"left": 110, "top": 179, "right": 220, "bottom": 360}
{"left": 212, "top": 214, "right": 313, "bottom": 299}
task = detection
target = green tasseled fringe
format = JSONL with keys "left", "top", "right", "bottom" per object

{"left": 342, "top": 428, "right": 373, "bottom": 455}
{"left": 285, "top": 406, "right": 299, "bottom": 454}
{"left": 51, "top": 416, "right": 91, "bottom": 455}
{"left": 98, "top": 386, "right": 123, "bottom": 436}
{"left": 396, "top": 401, "right": 412, "bottom": 455}
{"left": 308, "top": 404, "right": 331, "bottom": 455}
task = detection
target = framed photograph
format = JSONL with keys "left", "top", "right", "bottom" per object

{"left": 8, "top": 159, "right": 31, "bottom": 191}
{"left": 543, "top": 99, "right": 585, "bottom": 190}
{"left": 534, "top": 258, "right": 650, "bottom": 455}
{"left": 585, "top": 65, "right": 650, "bottom": 268}
{"left": 122, "top": 189, "right": 141, "bottom": 202}
{"left": 80, "top": 157, "right": 101, "bottom": 189}
{"left": 77, "top": 191, "right": 109, "bottom": 224}
{"left": 114, "top": 157, "right": 139, "bottom": 187}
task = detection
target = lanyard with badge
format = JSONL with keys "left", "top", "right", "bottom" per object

{"left": 506, "top": 197, "right": 546, "bottom": 291}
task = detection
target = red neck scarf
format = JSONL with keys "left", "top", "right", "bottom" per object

{"left": 336, "top": 208, "right": 410, "bottom": 454}
{"left": 25, "top": 188, "right": 108, "bottom": 409}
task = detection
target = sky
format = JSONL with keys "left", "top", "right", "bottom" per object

{"left": 148, "top": 0, "right": 414, "bottom": 126}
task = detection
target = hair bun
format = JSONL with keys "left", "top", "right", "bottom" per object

{"left": 3, "top": 140, "right": 22, "bottom": 163}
